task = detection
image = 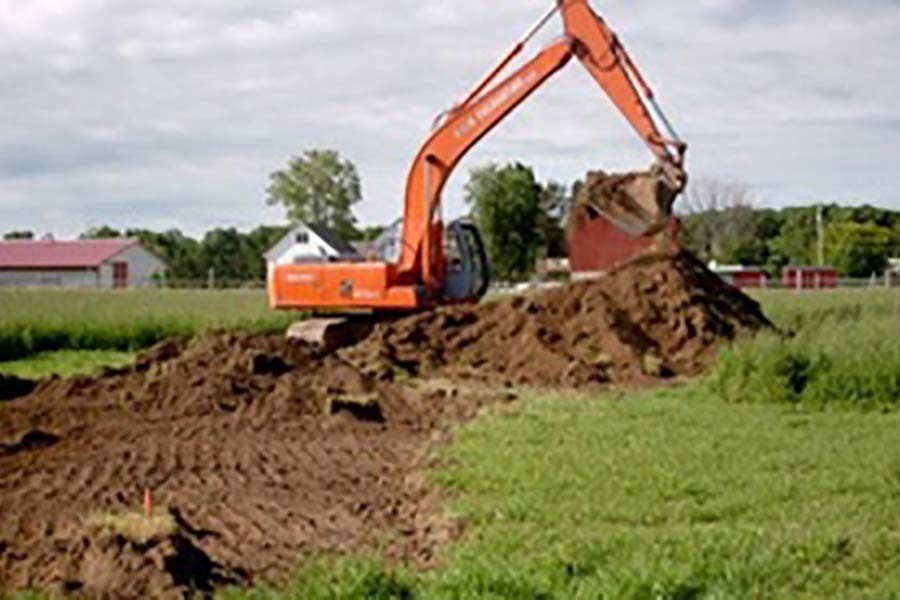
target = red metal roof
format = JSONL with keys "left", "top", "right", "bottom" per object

{"left": 0, "top": 239, "right": 137, "bottom": 269}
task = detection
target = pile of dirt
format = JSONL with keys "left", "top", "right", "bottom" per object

{"left": 0, "top": 334, "right": 489, "bottom": 598}
{"left": 347, "top": 251, "right": 771, "bottom": 387}
{"left": 0, "top": 251, "right": 771, "bottom": 598}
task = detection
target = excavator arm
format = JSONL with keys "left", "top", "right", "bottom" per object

{"left": 398, "top": 0, "right": 687, "bottom": 291}
{"left": 269, "top": 0, "right": 686, "bottom": 316}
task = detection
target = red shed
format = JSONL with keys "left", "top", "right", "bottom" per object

{"left": 781, "top": 266, "right": 838, "bottom": 289}
{"left": 712, "top": 266, "right": 768, "bottom": 289}
{"left": 568, "top": 213, "right": 679, "bottom": 274}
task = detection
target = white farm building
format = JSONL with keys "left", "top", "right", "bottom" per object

{"left": 0, "top": 239, "right": 166, "bottom": 288}
{"left": 264, "top": 223, "right": 359, "bottom": 277}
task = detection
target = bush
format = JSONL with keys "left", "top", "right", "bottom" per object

{"left": 710, "top": 292, "right": 900, "bottom": 410}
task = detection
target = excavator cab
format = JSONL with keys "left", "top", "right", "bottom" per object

{"left": 443, "top": 219, "right": 490, "bottom": 302}
{"left": 370, "top": 217, "right": 490, "bottom": 302}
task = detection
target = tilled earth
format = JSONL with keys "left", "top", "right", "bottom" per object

{"left": 0, "top": 250, "right": 770, "bottom": 598}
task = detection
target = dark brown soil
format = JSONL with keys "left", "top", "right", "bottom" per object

{"left": 0, "top": 375, "right": 35, "bottom": 402}
{"left": 569, "top": 167, "right": 682, "bottom": 237}
{"left": 0, "top": 335, "right": 489, "bottom": 598}
{"left": 346, "top": 251, "right": 770, "bottom": 387}
{"left": 0, "top": 251, "right": 770, "bottom": 598}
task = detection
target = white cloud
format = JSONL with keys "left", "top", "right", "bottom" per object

{"left": 0, "top": 0, "right": 898, "bottom": 238}
{"left": 419, "top": 1, "right": 461, "bottom": 25}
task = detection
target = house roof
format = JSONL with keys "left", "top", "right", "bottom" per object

{"left": 264, "top": 223, "right": 361, "bottom": 261}
{"left": 306, "top": 223, "right": 359, "bottom": 256}
{"left": 351, "top": 239, "right": 379, "bottom": 258}
{"left": 0, "top": 239, "right": 138, "bottom": 269}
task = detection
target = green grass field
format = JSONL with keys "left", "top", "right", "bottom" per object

{"left": 3, "top": 287, "right": 900, "bottom": 598}
{"left": 0, "top": 350, "right": 135, "bottom": 379}
{"left": 0, "top": 288, "right": 298, "bottom": 363}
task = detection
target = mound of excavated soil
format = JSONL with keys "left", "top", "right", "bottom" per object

{"left": 346, "top": 251, "right": 771, "bottom": 387}
{"left": 0, "top": 334, "right": 490, "bottom": 598}
{"left": 0, "top": 250, "right": 770, "bottom": 598}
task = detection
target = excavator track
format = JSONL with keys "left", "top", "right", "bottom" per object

{"left": 286, "top": 317, "right": 378, "bottom": 352}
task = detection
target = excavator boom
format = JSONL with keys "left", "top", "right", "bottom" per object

{"left": 270, "top": 0, "right": 687, "bottom": 314}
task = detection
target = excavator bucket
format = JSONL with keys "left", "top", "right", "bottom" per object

{"left": 575, "top": 161, "right": 686, "bottom": 237}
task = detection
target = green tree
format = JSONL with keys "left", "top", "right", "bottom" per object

{"left": 465, "top": 163, "right": 545, "bottom": 282}
{"left": 3, "top": 230, "right": 34, "bottom": 240}
{"left": 538, "top": 181, "right": 569, "bottom": 258}
{"left": 126, "top": 228, "right": 202, "bottom": 283}
{"left": 81, "top": 225, "right": 124, "bottom": 239}
{"left": 824, "top": 222, "right": 893, "bottom": 277}
{"left": 725, "top": 209, "right": 784, "bottom": 268}
{"left": 266, "top": 149, "right": 362, "bottom": 240}
{"left": 243, "top": 225, "right": 290, "bottom": 280}
{"left": 767, "top": 207, "right": 817, "bottom": 272}
{"left": 893, "top": 221, "right": 900, "bottom": 255}
{"left": 357, "top": 225, "right": 387, "bottom": 242}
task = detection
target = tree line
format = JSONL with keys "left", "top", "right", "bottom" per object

{"left": 2, "top": 226, "right": 292, "bottom": 286}
{"left": 680, "top": 180, "right": 900, "bottom": 278}
{"left": 4, "top": 149, "right": 898, "bottom": 283}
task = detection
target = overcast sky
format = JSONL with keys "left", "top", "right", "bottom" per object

{"left": 0, "top": 0, "right": 898, "bottom": 238}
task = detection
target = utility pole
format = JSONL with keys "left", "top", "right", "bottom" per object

{"left": 816, "top": 204, "right": 825, "bottom": 266}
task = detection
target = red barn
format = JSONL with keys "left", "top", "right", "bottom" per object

{"left": 0, "top": 239, "right": 166, "bottom": 288}
{"left": 781, "top": 266, "right": 838, "bottom": 289}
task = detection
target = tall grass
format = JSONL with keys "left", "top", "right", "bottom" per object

{"left": 710, "top": 289, "right": 900, "bottom": 410}
{"left": 0, "top": 288, "right": 298, "bottom": 361}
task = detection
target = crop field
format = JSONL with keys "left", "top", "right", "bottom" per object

{"left": 2, "top": 283, "right": 900, "bottom": 598}
{"left": 0, "top": 288, "right": 297, "bottom": 365}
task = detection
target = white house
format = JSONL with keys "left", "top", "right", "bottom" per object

{"left": 0, "top": 238, "right": 166, "bottom": 288}
{"left": 264, "top": 223, "right": 360, "bottom": 276}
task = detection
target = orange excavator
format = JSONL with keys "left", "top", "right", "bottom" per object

{"left": 269, "top": 0, "right": 686, "bottom": 324}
